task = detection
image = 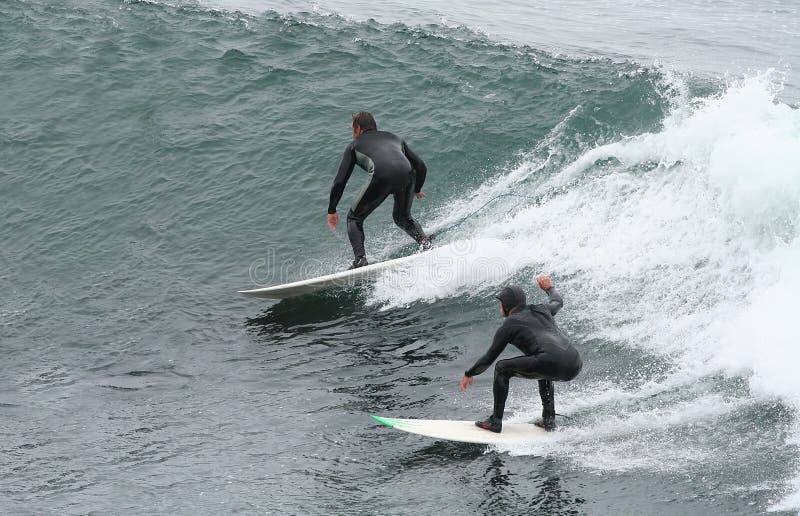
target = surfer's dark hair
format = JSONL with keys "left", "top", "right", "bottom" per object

{"left": 352, "top": 111, "right": 377, "bottom": 132}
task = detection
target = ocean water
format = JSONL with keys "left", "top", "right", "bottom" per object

{"left": 3, "top": 0, "right": 800, "bottom": 514}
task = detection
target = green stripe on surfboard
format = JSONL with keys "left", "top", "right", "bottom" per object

{"left": 371, "top": 415, "right": 400, "bottom": 427}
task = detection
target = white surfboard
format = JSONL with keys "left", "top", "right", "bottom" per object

{"left": 238, "top": 252, "right": 424, "bottom": 299}
{"left": 371, "top": 415, "right": 553, "bottom": 445}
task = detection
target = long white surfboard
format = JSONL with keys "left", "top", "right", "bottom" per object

{"left": 238, "top": 252, "right": 425, "bottom": 299}
{"left": 371, "top": 415, "right": 553, "bottom": 445}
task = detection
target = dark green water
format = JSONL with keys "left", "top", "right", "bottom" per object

{"left": 4, "top": 1, "right": 800, "bottom": 514}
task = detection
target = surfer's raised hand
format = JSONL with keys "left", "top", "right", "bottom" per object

{"left": 459, "top": 374, "right": 474, "bottom": 392}
{"left": 327, "top": 213, "right": 339, "bottom": 231}
{"left": 415, "top": 191, "right": 426, "bottom": 199}
{"left": 536, "top": 275, "right": 552, "bottom": 291}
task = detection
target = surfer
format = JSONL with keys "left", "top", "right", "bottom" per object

{"left": 326, "top": 112, "right": 432, "bottom": 269}
{"left": 459, "top": 275, "right": 582, "bottom": 432}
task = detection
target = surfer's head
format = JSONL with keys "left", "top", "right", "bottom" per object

{"left": 352, "top": 111, "right": 377, "bottom": 137}
{"left": 496, "top": 285, "right": 526, "bottom": 317}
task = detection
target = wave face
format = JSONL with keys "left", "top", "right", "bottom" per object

{"left": 3, "top": 0, "right": 799, "bottom": 513}
{"left": 206, "top": 0, "right": 800, "bottom": 102}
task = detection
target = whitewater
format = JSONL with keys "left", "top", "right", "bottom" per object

{"left": 4, "top": 0, "right": 800, "bottom": 513}
{"left": 367, "top": 72, "right": 800, "bottom": 510}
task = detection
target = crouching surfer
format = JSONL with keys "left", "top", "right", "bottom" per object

{"left": 459, "top": 275, "right": 582, "bottom": 432}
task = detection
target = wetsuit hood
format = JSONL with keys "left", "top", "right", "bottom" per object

{"left": 496, "top": 285, "right": 526, "bottom": 314}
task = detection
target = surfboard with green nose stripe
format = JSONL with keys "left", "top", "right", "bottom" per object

{"left": 370, "top": 415, "right": 554, "bottom": 445}
{"left": 371, "top": 415, "right": 401, "bottom": 427}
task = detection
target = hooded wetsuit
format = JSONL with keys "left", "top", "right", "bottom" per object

{"left": 328, "top": 130, "right": 428, "bottom": 259}
{"left": 466, "top": 286, "right": 582, "bottom": 424}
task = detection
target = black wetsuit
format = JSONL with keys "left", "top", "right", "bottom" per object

{"left": 466, "top": 286, "right": 582, "bottom": 424}
{"left": 328, "top": 130, "right": 428, "bottom": 259}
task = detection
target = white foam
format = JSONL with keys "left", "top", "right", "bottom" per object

{"left": 369, "top": 73, "right": 800, "bottom": 508}
{"left": 499, "top": 394, "right": 747, "bottom": 471}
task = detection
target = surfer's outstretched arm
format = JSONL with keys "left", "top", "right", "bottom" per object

{"left": 402, "top": 141, "right": 427, "bottom": 193}
{"left": 328, "top": 143, "right": 357, "bottom": 215}
{"left": 544, "top": 287, "right": 563, "bottom": 316}
{"left": 537, "top": 275, "right": 563, "bottom": 316}
{"left": 464, "top": 325, "right": 516, "bottom": 378}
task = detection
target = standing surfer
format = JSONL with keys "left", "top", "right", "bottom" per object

{"left": 326, "top": 112, "right": 432, "bottom": 269}
{"left": 460, "top": 275, "right": 582, "bottom": 432}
